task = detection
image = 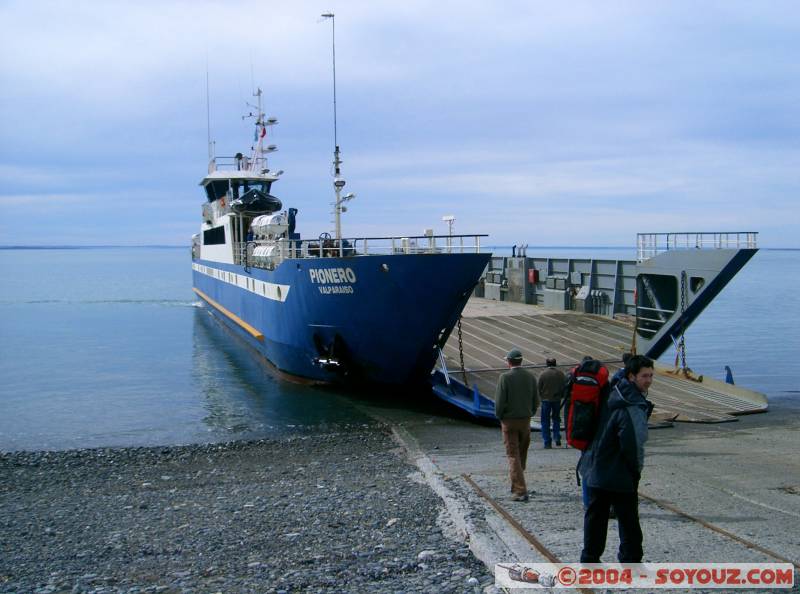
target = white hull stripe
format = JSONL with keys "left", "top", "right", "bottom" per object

{"left": 192, "top": 263, "right": 290, "bottom": 302}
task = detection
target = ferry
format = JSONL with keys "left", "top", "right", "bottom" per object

{"left": 192, "top": 15, "right": 758, "bottom": 398}
{"left": 191, "top": 88, "right": 491, "bottom": 386}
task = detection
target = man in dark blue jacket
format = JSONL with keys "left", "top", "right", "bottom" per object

{"left": 578, "top": 355, "right": 655, "bottom": 562}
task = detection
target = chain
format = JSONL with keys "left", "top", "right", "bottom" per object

{"left": 679, "top": 270, "right": 687, "bottom": 370}
{"left": 457, "top": 316, "right": 467, "bottom": 384}
{"left": 630, "top": 282, "right": 639, "bottom": 355}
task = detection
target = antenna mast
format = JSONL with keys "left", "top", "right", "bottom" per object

{"left": 206, "top": 62, "right": 213, "bottom": 162}
{"left": 321, "top": 12, "right": 353, "bottom": 242}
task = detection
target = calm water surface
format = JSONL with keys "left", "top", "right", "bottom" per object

{"left": 0, "top": 247, "right": 797, "bottom": 451}
{"left": 0, "top": 248, "right": 372, "bottom": 451}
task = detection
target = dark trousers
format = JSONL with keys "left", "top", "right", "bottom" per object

{"left": 580, "top": 487, "right": 643, "bottom": 563}
{"left": 540, "top": 400, "right": 561, "bottom": 446}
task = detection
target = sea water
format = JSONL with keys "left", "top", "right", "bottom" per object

{"left": 0, "top": 247, "right": 797, "bottom": 451}
{"left": 0, "top": 248, "right": 373, "bottom": 451}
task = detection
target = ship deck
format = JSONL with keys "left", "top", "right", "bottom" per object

{"left": 438, "top": 298, "right": 767, "bottom": 424}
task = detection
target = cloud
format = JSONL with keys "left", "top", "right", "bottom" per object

{"left": 0, "top": 193, "right": 97, "bottom": 207}
{"left": 1, "top": 1, "right": 799, "bottom": 247}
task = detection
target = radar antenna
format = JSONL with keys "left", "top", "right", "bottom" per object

{"left": 241, "top": 88, "right": 278, "bottom": 174}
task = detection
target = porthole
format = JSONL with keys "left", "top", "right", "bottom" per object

{"left": 690, "top": 277, "right": 705, "bottom": 293}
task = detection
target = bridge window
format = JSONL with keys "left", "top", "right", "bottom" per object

{"left": 205, "top": 180, "right": 230, "bottom": 202}
{"left": 203, "top": 226, "right": 226, "bottom": 245}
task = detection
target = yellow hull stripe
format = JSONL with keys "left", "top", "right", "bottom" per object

{"left": 193, "top": 287, "right": 264, "bottom": 342}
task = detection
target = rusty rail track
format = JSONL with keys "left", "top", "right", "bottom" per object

{"left": 464, "top": 474, "right": 799, "bottom": 593}
{"left": 462, "top": 473, "right": 595, "bottom": 594}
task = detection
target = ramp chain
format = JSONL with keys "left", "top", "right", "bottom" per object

{"left": 457, "top": 316, "right": 468, "bottom": 385}
{"left": 677, "top": 271, "right": 688, "bottom": 370}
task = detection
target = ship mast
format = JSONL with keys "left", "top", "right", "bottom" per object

{"left": 322, "top": 12, "right": 354, "bottom": 241}
{"left": 243, "top": 87, "right": 278, "bottom": 173}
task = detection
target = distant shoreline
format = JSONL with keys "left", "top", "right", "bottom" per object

{"left": 1, "top": 245, "right": 797, "bottom": 251}
{"left": 0, "top": 245, "right": 186, "bottom": 250}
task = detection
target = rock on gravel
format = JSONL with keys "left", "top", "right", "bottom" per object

{"left": 0, "top": 425, "right": 491, "bottom": 593}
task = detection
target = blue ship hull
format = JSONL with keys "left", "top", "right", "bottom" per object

{"left": 192, "top": 252, "right": 490, "bottom": 385}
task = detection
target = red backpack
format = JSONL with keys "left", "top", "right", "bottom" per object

{"left": 565, "top": 359, "right": 609, "bottom": 450}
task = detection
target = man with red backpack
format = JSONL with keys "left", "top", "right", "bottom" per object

{"left": 563, "top": 356, "right": 610, "bottom": 509}
{"left": 564, "top": 357, "right": 610, "bottom": 451}
{"left": 578, "top": 355, "right": 655, "bottom": 563}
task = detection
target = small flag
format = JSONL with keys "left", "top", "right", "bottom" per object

{"left": 260, "top": 126, "right": 267, "bottom": 139}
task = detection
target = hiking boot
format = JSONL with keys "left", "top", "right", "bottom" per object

{"left": 556, "top": 440, "right": 562, "bottom": 447}
{"left": 544, "top": 444, "right": 552, "bottom": 449}
{"left": 512, "top": 494, "right": 529, "bottom": 502}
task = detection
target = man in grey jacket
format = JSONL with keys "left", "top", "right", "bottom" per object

{"left": 578, "top": 355, "right": 655, "bottom": 562}
{"left": 495, "top": 348, "right": 540, "bottom": 502}
{"left": 538, "top": 357, "right": 566, "bottom": 449}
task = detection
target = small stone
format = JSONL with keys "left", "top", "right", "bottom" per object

{"left": 417, "top": 549, "right": 436, "bottom": 561}
{"left": 386, "top": 518, "right": 399, "bottom": 527}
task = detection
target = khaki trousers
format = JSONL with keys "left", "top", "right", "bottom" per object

{"left": 501, "top": 417, "right": 531, "bottom": 496}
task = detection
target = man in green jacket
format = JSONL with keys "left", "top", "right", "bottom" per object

{"left": 538, "top": 358, "right": 566, "bottom": 449}
{"left": 495, "top": 348, "right": 540, "bottom": 502}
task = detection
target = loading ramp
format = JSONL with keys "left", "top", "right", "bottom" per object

{"left": 432, "top": 299, "right": 768, "bottom": 425}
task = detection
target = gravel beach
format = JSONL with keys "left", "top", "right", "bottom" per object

{"left": 0, "top": 424, "right": 492, "bottom": 593}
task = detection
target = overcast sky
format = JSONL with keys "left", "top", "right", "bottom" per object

{"left": 1, "top": 1, "right": 798, "bottom": 247}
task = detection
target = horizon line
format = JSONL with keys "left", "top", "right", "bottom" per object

{"left": 1, "top": 244, "right": 797, "bottom": 251}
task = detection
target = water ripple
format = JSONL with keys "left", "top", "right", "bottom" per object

{"left": 0, "top": 299, "right": 202, "bottom": 307}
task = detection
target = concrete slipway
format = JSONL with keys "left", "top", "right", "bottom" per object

{"left": 360, "top": 299, "right": 798, "bottom": 593}
{"left": 359, "top": 400, "right": 800, "bottom": 593}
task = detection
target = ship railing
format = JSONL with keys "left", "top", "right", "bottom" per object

{"left": 207, "top": 155, "right": 270, "bottom": 174}
{"left": 341, "top": 234, "right": 488, "bottom": 257}
{"left": 235, "top": 234, "right": 488, "bottom": 267}
{"left": 636, "top": 232, "right": 758, "bottom": 262}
